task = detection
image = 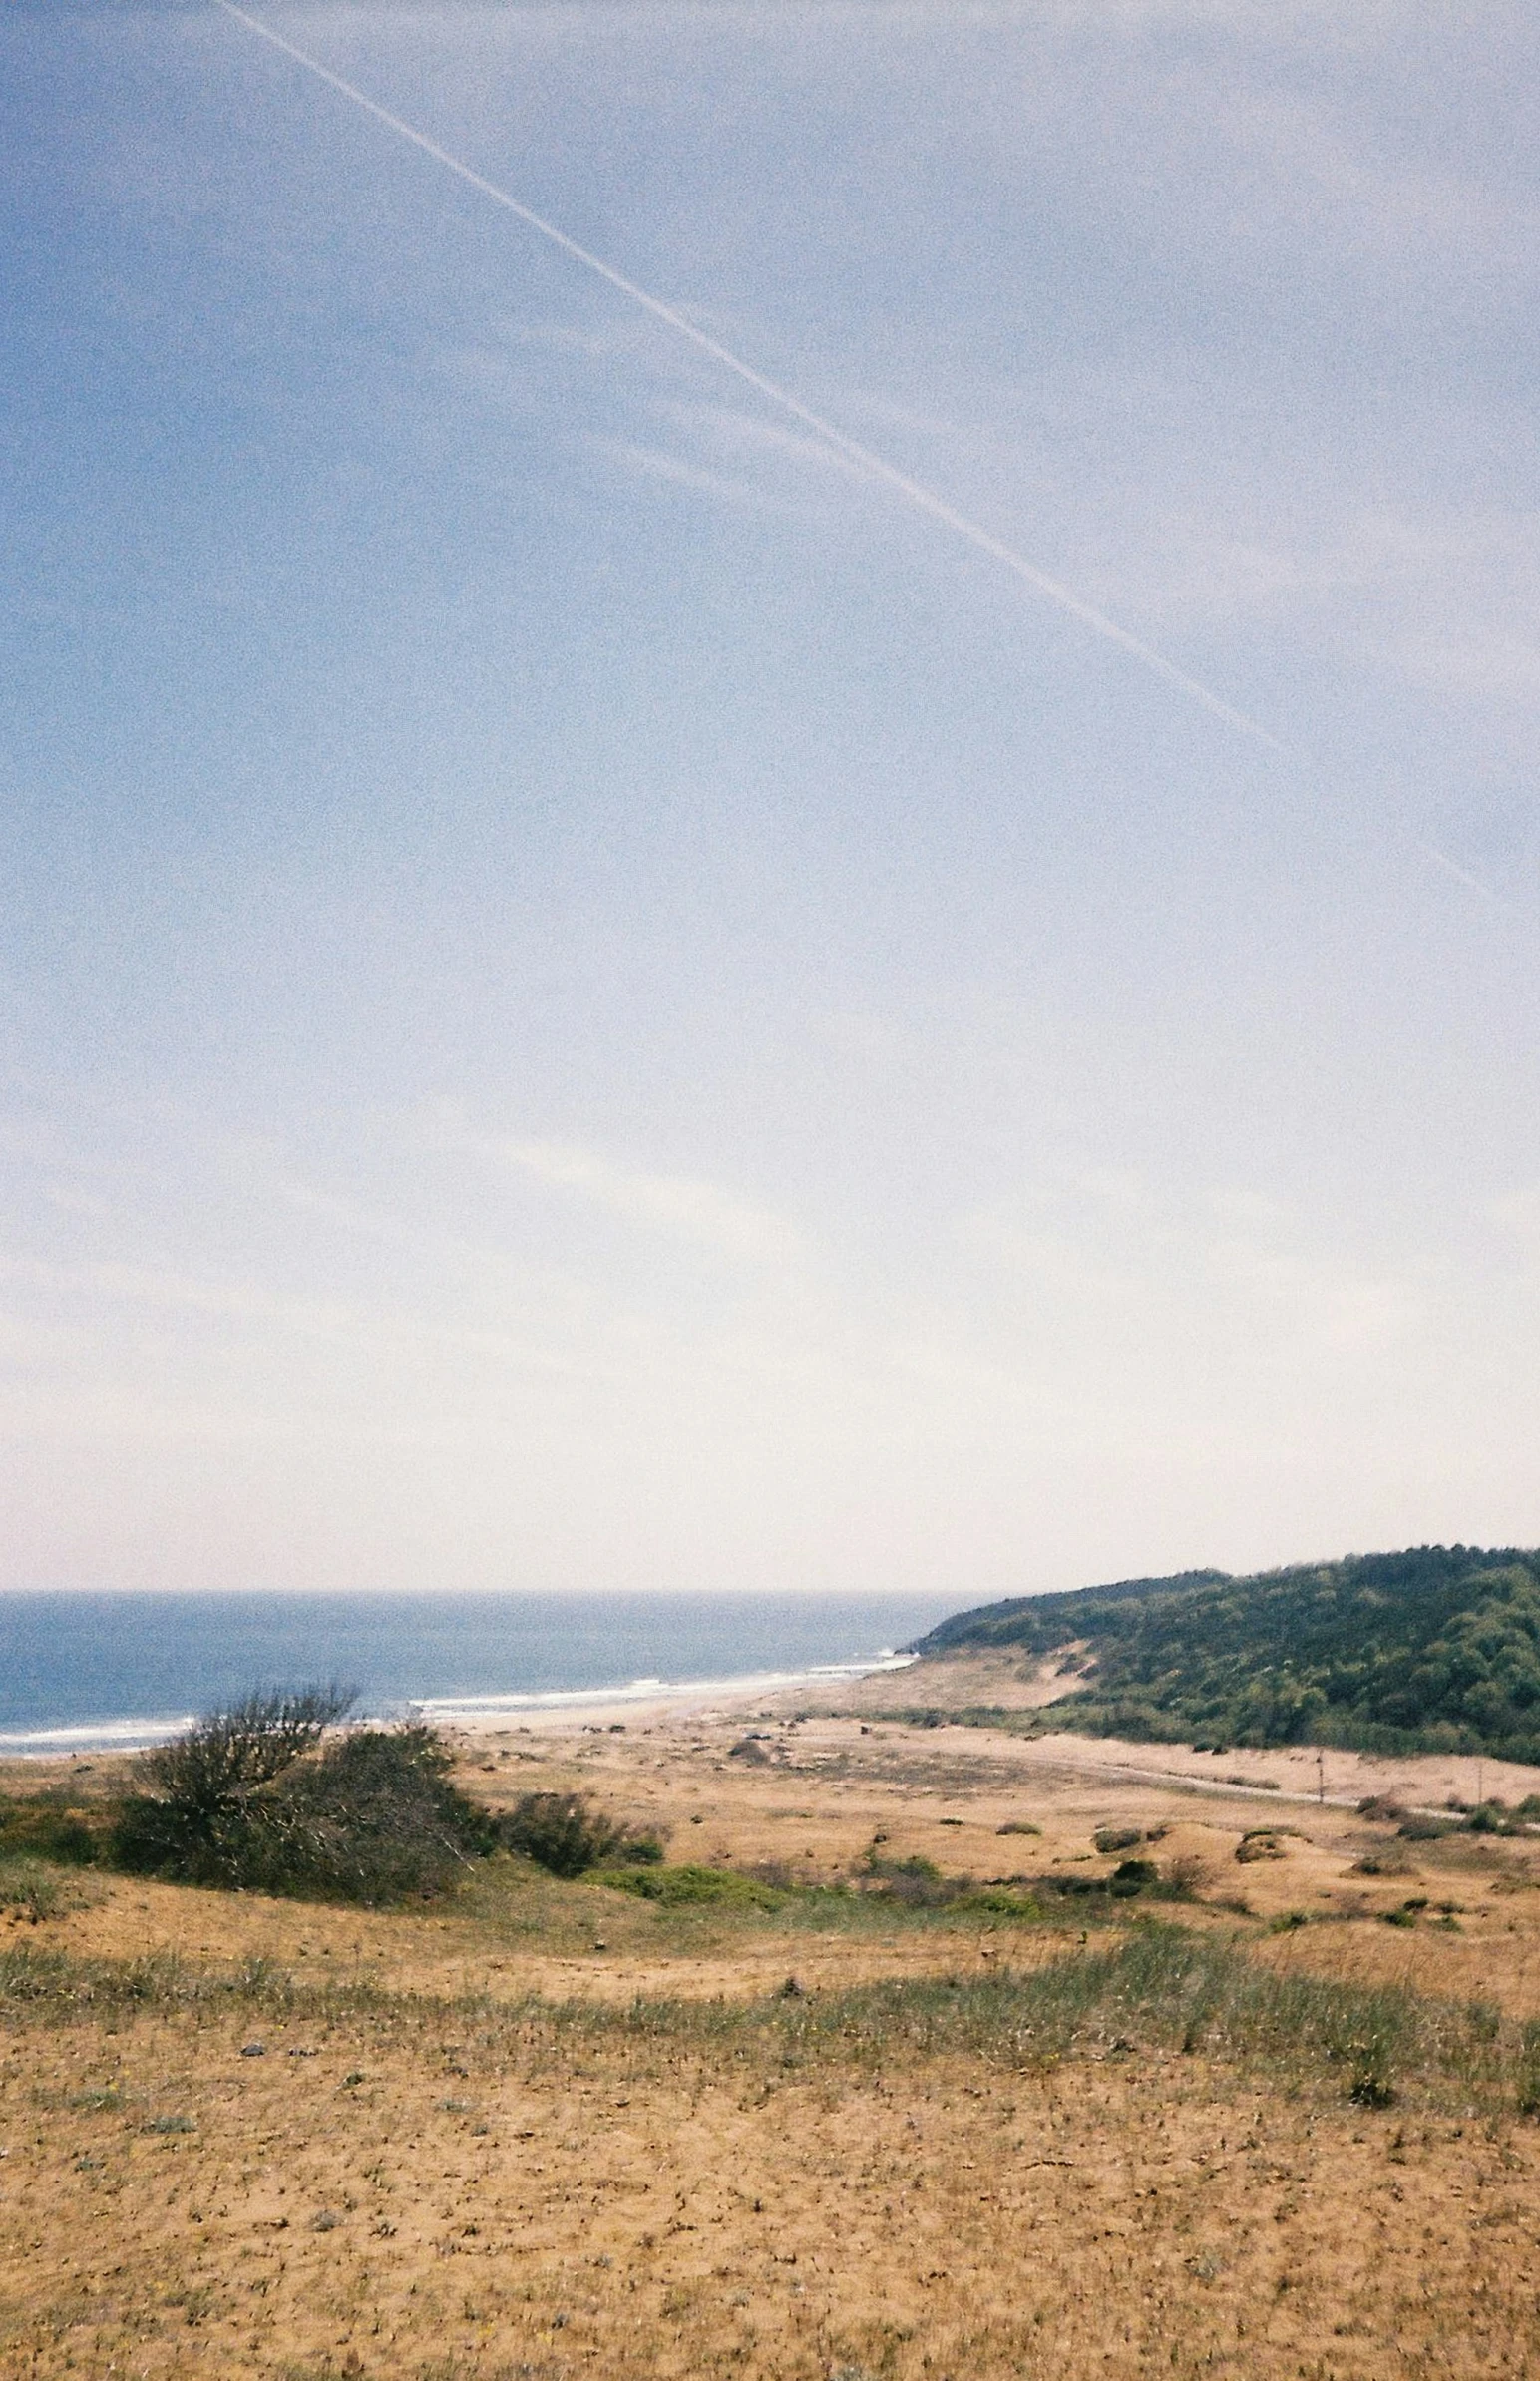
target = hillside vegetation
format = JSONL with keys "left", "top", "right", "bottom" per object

{"left": 914, "top": 1545, "right": 1540, "bottom": 1759}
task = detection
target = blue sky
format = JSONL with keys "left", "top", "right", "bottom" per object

{"left": 3, "top": 1, "right": 1538, "bottom": 1597}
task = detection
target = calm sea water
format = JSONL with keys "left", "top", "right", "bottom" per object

{"left": 0, "top": 1591, "right": 955, "bottom": 1754}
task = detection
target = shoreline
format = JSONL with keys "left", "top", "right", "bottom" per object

{"left": 0, "top": 1653, "right": 921, "bottom": 1760}
{"left": 10, "top": 1652, "right": 1540, "bottom": 1818}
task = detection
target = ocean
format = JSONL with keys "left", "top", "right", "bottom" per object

{"left": 0, "top": 1590, "right": 956, "bottom": 1755}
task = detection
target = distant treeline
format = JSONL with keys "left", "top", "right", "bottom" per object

{"left": 913, "top": 1546, "right": 1540, "bottom": 1760}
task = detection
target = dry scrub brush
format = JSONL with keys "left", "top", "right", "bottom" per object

{"left": 3, "top": 1922, "right": 1538, "bottom": 2121}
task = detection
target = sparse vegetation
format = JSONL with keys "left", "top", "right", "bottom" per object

{"left": 1163, "top": 1851, "right": 1211, "bottom": 1899}
{"left": 6, "top": 1690, "right": 1540, "bottom": 2380}
{"left": 10, "top": 1909, "right": 1540, "bottom": 2380}
{"left": 1, "top": 1923, "right": 1537, "bottom": 2118}
{"left": 0, "top": 1794, "right": 102, "bottom": 1866}
{"left": 0, "top": 1856, "right": 97, "bottom": 1924}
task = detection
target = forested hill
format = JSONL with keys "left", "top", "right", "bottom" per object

{"left": 912, "top": 1546, "right": 1540, "bottom": 1760}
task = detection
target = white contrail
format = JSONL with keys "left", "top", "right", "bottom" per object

{"left": 1412, "top": 835, "right": 1514, "bottom": 914}
{"left": 207, "top": 3, "right": 1524, "bottom": 917}
{"left": 211, "top": 0, "right": 1281, "bottom": 751}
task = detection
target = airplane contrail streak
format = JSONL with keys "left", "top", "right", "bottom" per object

{"left": 1412, "top": 835, "right": 1515, "bottom": 914}
{"left": 210, "top": 3, "right": 1524, "bottom": 918}
{"left": 212, "top": 0, "right": 1282, "bottom": 752}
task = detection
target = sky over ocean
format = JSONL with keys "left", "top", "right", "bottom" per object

{"left": 2, "top": 3, "right": 1537, "bottom": 1602}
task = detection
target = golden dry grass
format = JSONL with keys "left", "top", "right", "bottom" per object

{"left": 5, "top": 1708, "right": 1540, "bottom": 2379}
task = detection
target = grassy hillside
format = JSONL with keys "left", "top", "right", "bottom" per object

{"left": 914, "top": 1545, "right": 1540, "bottom": 1759}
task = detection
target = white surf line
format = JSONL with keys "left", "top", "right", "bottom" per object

{"left": 212, "top": 0, "right": 1280, "bottom": 752}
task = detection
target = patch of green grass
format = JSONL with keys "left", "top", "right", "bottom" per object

{"left": 947, "top": 1888, "right": 1041, "bottom": 1919}
{"left": 459, "top": 1854, "right": 1050, "bottom": 1951}
{"left": 593, "top": 1862, "right": 789, "bottom": 1909}
{"left": 0, "top": 1800, "right": 103, "bottom": 1866}
{"left": 0, "top": 1856, "right": 99, "bottom": 1923}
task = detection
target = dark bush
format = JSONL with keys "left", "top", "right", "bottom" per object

{"left": 113, "top": 1685, "right": 354, "bottom": 1885}
{"left": 112, "top": 1795, "right": 204, "bottom": 1878}
{"left": 500, "top": 1792, "right": 664, "bottom": 1878}
{"left": 1093, "top": 1825, "right": 1143, "bottom": 1854}
{"left": 1235, "top": 1829, "right": 1288, "bottom": 1863}
{"left": 1110, "top": 1857, "right": 1158, "bottom": 1897}
{"left": 1461, "top": 1801, "right": 1540, "bottom": 1836}
{"left": 107, "top": 1688, "right": 499, "bottom": 1903}
{"left": 862, "top": 1852, "right": 971, "bottom": 1908}
{"left": 246, "top": 1727, "right": 496, "bottom": 1904}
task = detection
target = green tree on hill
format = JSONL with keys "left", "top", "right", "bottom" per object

{"left": 914, "top": 1546, "right": 1540, "bottom": 1759}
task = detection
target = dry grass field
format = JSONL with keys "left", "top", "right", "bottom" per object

{"left": 5, "top": 1686, "right": 1540, "bottom": 2379}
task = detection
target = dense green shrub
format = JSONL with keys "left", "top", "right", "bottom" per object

{"left": 859, "top": 1850, "right": 975, "bottom": 1909}
{"left": 109, "top": 1689, "right": 493, "bottom": 1904}
{"left": 597, "top": 1862, "right": 785, "bottom": 1909}
{"left": 243, "top": 1727, "right": 496, "bottom": 1904}
{"left": 113, "top": 1686, "right": 354, "bottom": 1885}
{"left": 499, "top": 1791, "right": 664, "bottom": 1878}
{"left": 955, "top": 1886, "right": 1042, "bottom": 1918}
